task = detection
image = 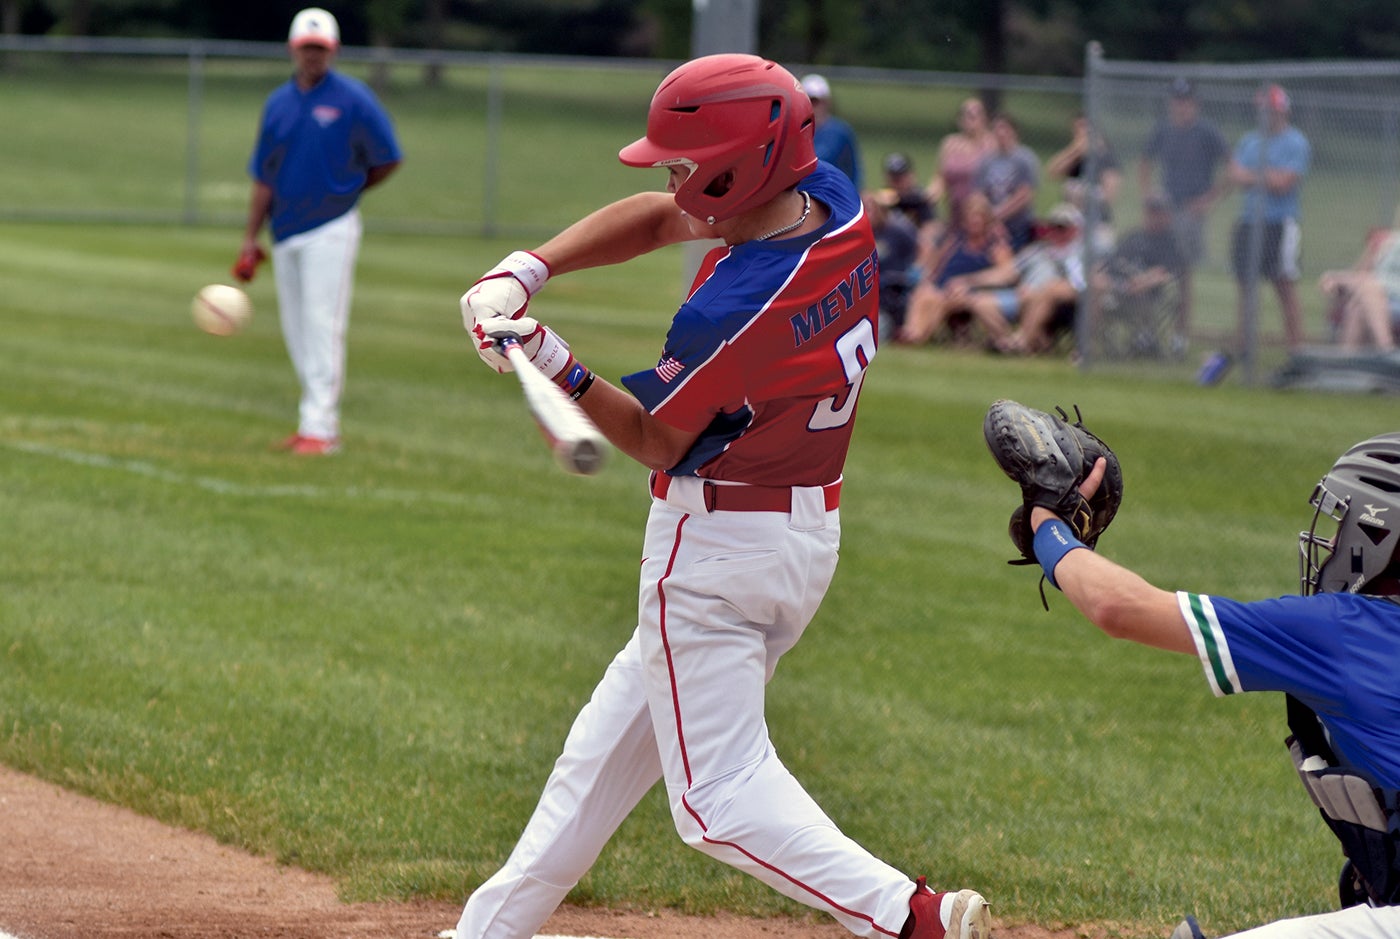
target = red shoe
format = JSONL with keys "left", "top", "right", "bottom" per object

{"left": 290, "top": 435, "right": 340, "bottom": 456}
{"left": 274, "top": 433, "right": 302, "bottom": 451}
{"left": 904, "top": 877, "right": 990, "bottom": 939}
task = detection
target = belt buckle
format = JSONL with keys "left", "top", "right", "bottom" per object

{"left": 702, "top": 480, "right": 718, "bottom": 512}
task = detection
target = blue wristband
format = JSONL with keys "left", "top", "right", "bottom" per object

{"left": 1033, "top": 518, "right": 1086, "bottom": 589}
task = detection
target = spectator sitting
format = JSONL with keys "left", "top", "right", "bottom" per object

{"left": 976, "top": 112, "right": 1040, "bottom": 251}
{"left": 897, "top": 191, "right": 1018, "bottom": 347}
{"left": 880, "top": 151, "right": 937, "bottom": 237}
{"left": 801, "top": 74, "right": 863, "bottom": 188}
{"left": 1046, "top": 112, "right": 1121, "bottom": 254}
{"left": 926, "top": 97, "right": 996, "bottom": 221}
{"left": 1086, "top": 194, "right": 1190, "bottom": 358}
{"left": 995, "top": 203, "right": 1088, "bottom": 355}
{"left": 1319, "top": 226, "right": 1400, "bottom": 352}
{"left": 863, "top": 190, "right": 922, "bottom": 344}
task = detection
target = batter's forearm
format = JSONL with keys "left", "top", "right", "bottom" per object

{"left": 533, "top": 193, "right": 700, "bottom": 277}
{"left": 573, "top": 377, "right": 697, "bottom": 472}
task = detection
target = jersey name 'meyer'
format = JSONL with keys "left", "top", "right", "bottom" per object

{"left": 790, "top": 252, "right": 878, "bottom": 347}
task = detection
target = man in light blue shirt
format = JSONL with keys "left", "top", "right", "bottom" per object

{"left": 1228, "top": 83, "right": 1311, "bottom": 352}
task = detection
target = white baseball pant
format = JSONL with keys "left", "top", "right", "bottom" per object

{"left": 456, "top": 477, "right": 919, "bottom": 939}
{"left": 1214, "top": 904, "right": 1400, "bottom": 938}
{"left": 271, "top": 208, "right": 361, "bottom": 441}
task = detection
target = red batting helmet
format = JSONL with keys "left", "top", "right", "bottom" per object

{"left": 619, "top": 54, "right": 816, "bottom": 223}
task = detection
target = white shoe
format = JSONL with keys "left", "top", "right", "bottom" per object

{"left": 942, "top": 889, "right": 991, "bottom": 939}
{"left": 908, "top": 878, "right": 990, "bottom": 939}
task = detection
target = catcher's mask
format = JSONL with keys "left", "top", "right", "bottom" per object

{"left": 618, "top": 53, "right": 816, "bottom": 224}
{"left": 1299, "top": 432, "right": 1400, "bottom": 596}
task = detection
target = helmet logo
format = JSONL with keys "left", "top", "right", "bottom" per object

{"left": 1361, "top": 504, "right": 1390, "bottom": 527}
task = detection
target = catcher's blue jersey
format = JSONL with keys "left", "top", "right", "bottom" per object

{"left": 1178, "top": 591, "right": 1400, "bottom": 787}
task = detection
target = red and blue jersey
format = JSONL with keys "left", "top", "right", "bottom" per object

{"left": 622, "top": 162, "right": 878, "bottom": 487}
{"left": 249, "top": 71, "right": 402, "bottom": 242}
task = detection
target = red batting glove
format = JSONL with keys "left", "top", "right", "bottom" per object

{"left": 232, "top": 245, "right": 267, "bottom": 283}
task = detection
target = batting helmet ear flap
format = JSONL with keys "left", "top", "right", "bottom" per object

{"left": 619, "top": 54, "right": 816, "bottom": 223}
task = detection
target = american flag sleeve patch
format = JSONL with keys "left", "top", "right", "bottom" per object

{"left": 654, "top": 356, "right": 685, "bottom": 383}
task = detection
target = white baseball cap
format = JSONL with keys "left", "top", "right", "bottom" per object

{"left": 1046, "top": 203, "right": 1084, "bottom": 229}
{"left": 289, "top": 8, "right": 340, "bottom": 49}
{"left": 800, "top": 74, "right": 831, "bottom": 101}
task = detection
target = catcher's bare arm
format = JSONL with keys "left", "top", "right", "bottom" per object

{"left": 1030, "top": 463, "right": 1193, "bottom": 654}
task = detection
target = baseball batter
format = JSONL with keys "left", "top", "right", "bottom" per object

{"left": 236, "top": 7, "right": 402, "bottom": 455}
{"left": 456, "top": 54, "right": 990, "bottom": 939}
{"left": 1000, "top": 427, "right": 1400, "bottom": 939}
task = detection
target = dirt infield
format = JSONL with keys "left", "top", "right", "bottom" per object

{"left": 0, "top": 765, "right": 1096, "bottom": 939}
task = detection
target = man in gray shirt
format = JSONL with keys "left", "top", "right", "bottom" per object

{"left": 1137, "top": 78, "right": 1229, "bottom": 354}
{"left": 977, "top": 113, "right": 1040, "bottom": 251}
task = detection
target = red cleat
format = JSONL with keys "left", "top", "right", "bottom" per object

{"left": 290, "top": 435, "right": 340, "bottom": 456}
{"left": 904, "top": 877, "right": 990, "bottom": 939}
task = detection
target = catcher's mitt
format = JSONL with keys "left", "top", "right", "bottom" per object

{"left": 983, "top": 399, "right": 1123, "bottom": 566}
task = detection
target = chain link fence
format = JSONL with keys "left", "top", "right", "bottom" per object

{"left": 13, "top": 36, "right": 1396, "bottom": 385}
{"left": 0, "top": 35, "right": 1084, "bottom": 237}
{"left": 1081, "top": 47, "right": 1400, "bottom": 384}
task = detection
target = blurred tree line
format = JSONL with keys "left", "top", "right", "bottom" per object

{"left": 6, "top": 0, "right": 1400, "bottom": 72}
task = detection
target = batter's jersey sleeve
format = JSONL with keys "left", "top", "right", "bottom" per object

{"left": 621, "top": 162, "right": 879, "bottom": 487}
{"left": 1176, "top": 590, "right": 1400, "bottom": 787}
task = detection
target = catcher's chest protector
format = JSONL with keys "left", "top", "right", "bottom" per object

{"left": 1287, "top": 695, "right": 1400, "bottom": 907}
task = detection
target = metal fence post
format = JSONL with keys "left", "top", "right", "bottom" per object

{"left": 1075, "top": 41, "right": 1104, "bottom": 370}
{"left": 183, "top": 44, "right": 205, "bottom": 226}
{"left": 483, "top": 56, "right": 503, "bottom": 238}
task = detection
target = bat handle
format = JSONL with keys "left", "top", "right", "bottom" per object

{"left": 495, "top": 334, "right": 523, "bottom": 354}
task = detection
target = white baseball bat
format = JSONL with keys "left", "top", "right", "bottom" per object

{"left": 499, "top": 337, "right": 609, "bottom": 476}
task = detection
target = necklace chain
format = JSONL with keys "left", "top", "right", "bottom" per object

{"left": 754, "top": 191, "right": 811, "bottom": 242}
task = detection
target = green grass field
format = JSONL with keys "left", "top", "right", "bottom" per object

{"left": 4, "top": 48, "right": 1400, "bottom": 939}
{"left": 1, "top": 215, "right": 1393, "bottom": 938}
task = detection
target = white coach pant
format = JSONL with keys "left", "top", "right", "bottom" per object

{"left": 1220, "top": 904, "right": 1400, "bottom": 938}
{"left": 456, "top": 481, "right": 918, "bottom": 939}
{"left": 271, "top": 209, "right": 361, "bottom": 441}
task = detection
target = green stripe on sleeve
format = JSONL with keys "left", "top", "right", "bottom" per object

{"left": 1186, "top": 592, "right": 1236, "bottom": 695}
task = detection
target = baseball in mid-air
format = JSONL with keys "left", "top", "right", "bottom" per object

{"left": 191, "top": 283, "right": 252, "bottom": 337}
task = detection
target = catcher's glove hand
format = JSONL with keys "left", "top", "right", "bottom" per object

{"left": 983, "top": 399, "right": 1123, "bottom": 567}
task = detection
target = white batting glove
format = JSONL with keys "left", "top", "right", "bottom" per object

{"left": 472, "top": 315, "right": 578, "bottom": 384}
{"left": 460, "top": 252, "right": 551, "bottom": 367}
